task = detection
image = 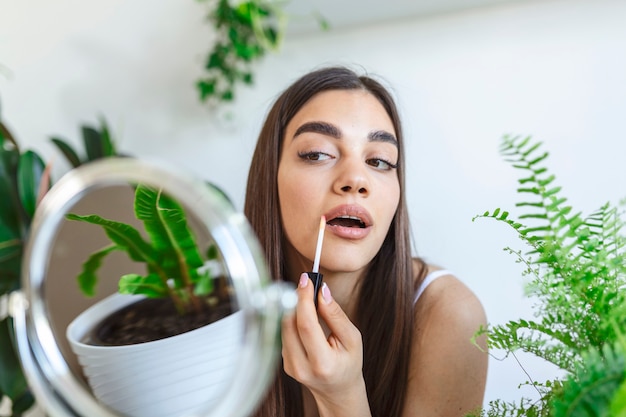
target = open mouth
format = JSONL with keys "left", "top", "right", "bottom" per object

{"left": 327, "top": 215, "right": 367, "bottom": 228}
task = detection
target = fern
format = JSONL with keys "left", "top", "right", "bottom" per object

{"left": 473, "top": 135, "right": 626, "bottom": 416}
{"left": 551, "top": 342, "right": 626, "bottom": 417}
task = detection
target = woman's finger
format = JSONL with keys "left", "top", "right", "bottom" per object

{"left": 316, "top": 283, "right": 362, "bottom": 352}
{"left": 293, "top": 273, "right": 329, "bottom": 357}
{"left": 282, "top": 273, "right": 332, "bottom": 380}
{"left": 281, "top": 309, "right": 310, "bottom": 377}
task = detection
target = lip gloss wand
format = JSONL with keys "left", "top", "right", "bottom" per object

{"left": 307, "top": 215, "right": 326, "bottom": 308}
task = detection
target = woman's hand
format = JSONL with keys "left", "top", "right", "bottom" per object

{"left": 281, "top": 273, "right": 372, "bottom": 417}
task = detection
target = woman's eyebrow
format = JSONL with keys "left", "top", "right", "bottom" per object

{"left": 293, "top": 121, "right": 341, "bottom": 139}
{"left": 368, "top": 130, "right": 398, "bottom": 147}
{"left": 293, "top": 121, "right": 398, "bottom": 148}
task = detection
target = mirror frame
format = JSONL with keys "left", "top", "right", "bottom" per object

{"left": 10, "top": 158, "right": 294, "bottom": 417}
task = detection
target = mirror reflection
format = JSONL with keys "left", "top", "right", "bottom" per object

{"left": 44, "top": 182, "right": 243, "bottom": 417}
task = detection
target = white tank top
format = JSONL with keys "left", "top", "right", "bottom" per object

{"left": 413, "top": 269, "right": 452, "bottom": 304}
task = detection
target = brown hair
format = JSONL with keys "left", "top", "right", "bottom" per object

{"left": 244, "top": 66, "right": 426, "bottom": 417}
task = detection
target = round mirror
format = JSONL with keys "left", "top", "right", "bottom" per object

{"left": 9, "top": 157, "right": 294, "bottom": 417}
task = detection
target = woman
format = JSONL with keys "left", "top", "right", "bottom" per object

{"left": 244, "top": 66, "right": 488, "bottom": 417}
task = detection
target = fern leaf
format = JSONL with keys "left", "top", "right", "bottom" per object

{"left": 519, "top": 214, "right": 549, "bottom": 220}
{"left": 522, "top": 141, "right": 543, "bottom": 157}
{"left": 528, "top": 152, "right": 549, "bottom": 167}
{"left": 609, "top": 375, "right": 626, "bottom": 417}
{"left": 537, "top": 175, "right": 556, "bottom": 187}
{"left": 517, "top": 202, "right": 545, "bottom": 209}
{"left": 475, "top": 134, "right": 626, "bottom": 417}
{"left": 551, "top": 344, "right": 626, "bottom": 417}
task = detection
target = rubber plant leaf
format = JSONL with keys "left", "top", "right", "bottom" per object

{"left": 0, "top": 260, "right": 21, "bottom": 295}
{"left": 118, "top": 273, "right": 169, "bottom": 298}
{"left": 0, "top": 134, "right": 21, "bottom": 236}
{"left": 0, "top": 133, "right": 21, "bottom": 292}
{"left": 82, "top": 125, "right": 105, "bottom": 161}
{"left": 133, "top": 185, "right": 204, "bottom": 289}
{"left": 0, "top": 140, "right": 21, "bottom": 273}
{"left": 8, "top": 390, "right": 35, "bottom": 417}
{"left": 0, "top": 236, "right": 21, "bottom": 276}
{"left": 16, "top": 150, "right": 46, "bottom": 220}
{"left": 97, "top": 117, "right": 116, "bottom": 157}
{"left": 50, "top": 137, "right": 82, "bottom": 168}
{"left": 0, "top": 318, "right": 30, "bottom": 401}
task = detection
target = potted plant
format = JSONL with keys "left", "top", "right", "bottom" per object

{"left": 49, "top": 116, "right": 120, "bottom": 168}
{"left": 0, "top": 109, "right": 119, "bottom": 417}
{"left": 471, "top": 135, "right": 626, "bottom": 416}
{"left": 64, "top": 182, "right": 244, "bottom": 417}
{"left": 0, "top": 112, "right": 46, "bottom": 417}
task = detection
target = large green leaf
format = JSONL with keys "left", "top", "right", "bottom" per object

{"left": 75, "top": 244, "right": 119, "bottom": 296}
{"left": 97, "top": 118, "right": 116, "bottom": 157}
{"left": 0, "top": 257, "right": 21, "bottom": 296}
{"left": 133, "top": 186, "right": 204, "bottom": 287}
{"left": 66, "top": 214, "right": 158, "bottom": 265}
{"left": 9, "top": 390, "right": 36, "bottom": 417}
{"left": 82, "top": 126, "right": 104, "bottom": 161}
{"left": 0, "top": 238, "right": 21, "bottom": 269}
{"left": 0, "top": 143, "right": 21, "bottom": 263}
{"left": 0, "top": 133, "right": 22, "bottom": 298}
{"left": 16, "top": 150, "right": 46, "bottom": 220}
{"left": 50, "top": 137, "right": 81, "bottom": 168}
{"left": 0, "top": 210, "right": 21, "bottom": 245}
{"left": 0, "top": 318, "right": 31, "bottom": 405}
{"left": 118, "top": 273, "right": 168, "bottom": 298}
{"left": 0, "top": 134, "right": 21, "bottom": 238}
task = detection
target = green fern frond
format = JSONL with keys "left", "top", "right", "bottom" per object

{"left": 485, "top": 320, "right": 579, "bottom": 372}
{"left": 478, "top": 397, "right": 548, "bottom": 417}
{"left": 475, "top": 134, "right": 626, "bottom": 417}
{"left": 551, "top": 343, "right": 626, "bottom": 417}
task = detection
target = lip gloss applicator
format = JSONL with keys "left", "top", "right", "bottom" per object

{"left": 307, "top": 215, "right": 326, "bottom": 308}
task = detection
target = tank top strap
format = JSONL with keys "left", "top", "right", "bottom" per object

{"left": 414, "top": 269, "right": 452, "bottom": 305}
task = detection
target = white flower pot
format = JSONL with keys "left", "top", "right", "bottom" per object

{"left": 66, "top": 293, "right": 244, "bottom": 417}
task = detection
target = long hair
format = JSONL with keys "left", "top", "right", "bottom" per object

{"left": 244, "top": 66, "right": 426, "bottom": 417}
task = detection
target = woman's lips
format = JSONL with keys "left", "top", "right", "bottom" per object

{"left": 324, "top": 204, "right": 373, "bottom": 240}
{"left": 326, "top": 223, "right": 372, "bottom": 240}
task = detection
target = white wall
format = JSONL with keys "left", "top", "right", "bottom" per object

{"left": 2, "top": 0, "right": 626, "bottom": 411}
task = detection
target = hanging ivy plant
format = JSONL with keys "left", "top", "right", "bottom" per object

{"left": 196, "top": 0, "right": 328, "bottom": 104}
{"left": 196, "top": 0, "right": 286, "bottom": 104}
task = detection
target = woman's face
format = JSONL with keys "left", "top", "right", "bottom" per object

{"left": 277, "top": 89, "right": 400, "bottom": 276}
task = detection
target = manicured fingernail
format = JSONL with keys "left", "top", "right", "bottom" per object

{"left": 299, "top": 273, "right": 308, "bottom": 288}
{"left": 321, "top": 282, "right": 332, "bottom": 304}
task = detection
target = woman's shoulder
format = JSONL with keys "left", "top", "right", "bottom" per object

{"left": 406, "top": 261, "right": 489, "bottom": 415}
{"left": 411, "top": 260, "right": 486, "bottom": 329}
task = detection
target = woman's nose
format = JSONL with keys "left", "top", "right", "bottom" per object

{"left": 333, "top": 160, "right": 369, "bottom": 196}
{"left": 340, "top": 184, "right": 367, "bottom": 194}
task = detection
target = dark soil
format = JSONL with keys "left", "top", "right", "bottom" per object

{"left": 83, "top": 280, "right": 235, "bottom": 346}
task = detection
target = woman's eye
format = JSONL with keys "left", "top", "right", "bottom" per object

{"left": 367, "top": 158, "right": 398, "bottom": 171}
{"left": 298, "top": 151, "right": 333, "bottom": 162}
